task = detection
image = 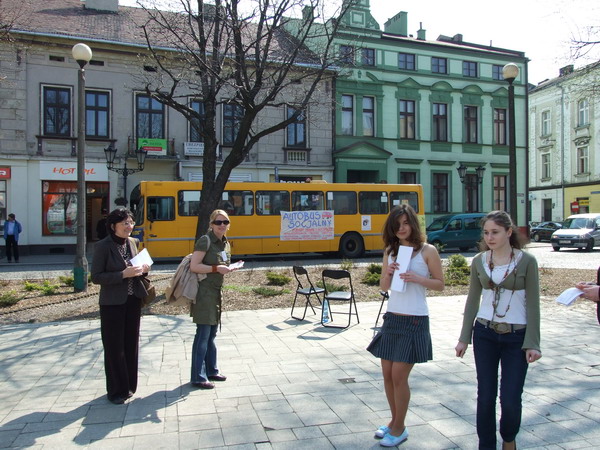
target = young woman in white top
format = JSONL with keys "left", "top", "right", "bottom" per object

{"left": 367, "top": 204, "right": 444, "bottom": 447}
{"left": 455, "top": 210, "right": 541, "bottom": 450}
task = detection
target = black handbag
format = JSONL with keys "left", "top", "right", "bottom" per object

{"left": 141, "top": 276, "right": 156, "bottom": 307}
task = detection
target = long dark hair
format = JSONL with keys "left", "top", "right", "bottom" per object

{"left": 479, "top": 210, "right": 525, "bottom": 250}
{"left": 106, "top": 208, "right": 134, "bottom": 237}
{"left": 382, "top": 204, "right": 424, "bottom": 258}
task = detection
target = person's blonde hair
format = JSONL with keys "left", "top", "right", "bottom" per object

{"left": 207, "top": 209, "right": 231, "bottom": 232}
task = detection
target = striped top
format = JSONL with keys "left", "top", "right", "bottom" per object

{"left": 386, "top": 248, "right": 430, "bottom": 316}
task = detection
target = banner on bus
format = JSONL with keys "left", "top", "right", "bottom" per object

{"left": 280, "top": 210, "right": 334, "bottom": 241}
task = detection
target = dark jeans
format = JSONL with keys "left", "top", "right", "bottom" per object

{"left": 473, "top": 321, "right": 528, "bottom": 449}
{"left": 5, "top": 235, "right": 18, "bottom": 261}
{"left": 191, "top": 324, "right": 218, "bottom": 383}
{"left": 100, "top": 295, "right": 141, "bottom": 402}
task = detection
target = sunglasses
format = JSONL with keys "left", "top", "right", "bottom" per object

{"left": 212, "top": 220, "right": 230, "bottom": 226}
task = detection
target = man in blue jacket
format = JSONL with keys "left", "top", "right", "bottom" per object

{"left": 4, "top": 213, "right": 22, "bottom": 262}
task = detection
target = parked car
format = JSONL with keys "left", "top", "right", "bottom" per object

{"left": 529, "top": 221, "right": 563, "bottom": 242}
{"left": 550, "top": 213, "right": 600, "bottom": 251}
{"left": 426, "top": 213, "right": 485, "bottom": 252}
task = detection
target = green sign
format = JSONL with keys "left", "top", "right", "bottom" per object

{"left": 138, "top": 138, "right": 167, "bottom": 156}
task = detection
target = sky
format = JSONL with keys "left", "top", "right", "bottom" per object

{"left": 118, "top": 0, "right": 599, "bottom": 85}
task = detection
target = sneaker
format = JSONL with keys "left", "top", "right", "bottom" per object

{"left": 374, "top": 426, "right": 390, "bottom": 439}
{"left": 379, "top": 428, "right": 408, "bottom": 447}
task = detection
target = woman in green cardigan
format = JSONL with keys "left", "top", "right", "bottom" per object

{"left": 455, "top": 211, "right": 541, "bottom": 450}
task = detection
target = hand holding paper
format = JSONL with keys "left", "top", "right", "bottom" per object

{"left": 229, "top": 260, "right": 244, "bottom": 270}
{"left": 130, "top": 248, "right": 153, "bottom": 267}
{"left": 390, "top": 245, "right": 413, "bottom": 292}
{"left": 555, "top": 287, "right": 583, "bottom": 306}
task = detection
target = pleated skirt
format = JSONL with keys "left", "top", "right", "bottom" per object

{"left": 367, "top": 313, "right": 432, "bottom": 364}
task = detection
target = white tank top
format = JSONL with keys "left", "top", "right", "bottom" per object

{"left": 386, "top": 248, "right": 430, "bottom": 316}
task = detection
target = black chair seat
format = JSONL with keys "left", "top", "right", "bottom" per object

{"left": 321, "top": 269, "right": 359, "bottom": 329}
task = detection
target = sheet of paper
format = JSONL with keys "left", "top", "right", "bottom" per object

{"left": 130, "top": 248, "right": 154, "bottom": 267}
{"left": 555, "top": 287, "right": 583, "bottom": 306}
{"left": 390, "top": 245, "right": 413, "bottom": 293}
{"left": 229, "top": 260, "right": 244, "bottom": 270}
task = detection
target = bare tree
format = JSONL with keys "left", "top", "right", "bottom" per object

{"left": 134, "top": 0, "right": 351, "bottom": 238}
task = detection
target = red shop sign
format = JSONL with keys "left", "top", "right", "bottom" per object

{"left": 0, "top": 167, "right": 11, "bottom": 179}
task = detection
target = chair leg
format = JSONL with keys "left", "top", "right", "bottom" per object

{"left": 292, "top": 293, "right": 317, "bottom": 321}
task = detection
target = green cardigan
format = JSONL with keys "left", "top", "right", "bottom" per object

{"left": 458, "top": 250, "right": 541, "bottom": 351}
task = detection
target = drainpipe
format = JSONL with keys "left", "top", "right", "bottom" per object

{"left": 560, "top": 84, "right": 565, "bottom": 220}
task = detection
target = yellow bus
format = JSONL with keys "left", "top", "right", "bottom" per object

{"left": 130, "top": 181, "right": 424, "bottom": 259}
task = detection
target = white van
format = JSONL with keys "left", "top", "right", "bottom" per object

{"left": 550, "top": 213, "right": 600, "bottom": 251}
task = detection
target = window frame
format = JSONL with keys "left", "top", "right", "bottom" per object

{"left": 494, "top": 108, "right": 507, "bottom": 145}
{"left": 190, "top": 99, "right": 205, "bottom": 142}
{"left": 433, "top": 103, "right": 448, "bottom": 142}
{"left": 85, "top": 89, "right": 110, "bottom": 138}
{"left": 339, "top": 45, "right": 354, "bottom": 64}
{"left": 362, "top": 96, "right": 375, "bottom": 137}
{"left": 541, "top": 153, "right": 551, "bottom": 179}
{"left": 222, "top": 103, "right": 244, "bottom": 146}
{"left": 398, "top": 52, "right": 416, "bottom": 70}
{"left": 577, "top": 146, "right": 589, "bottom": 173}
{"left": 493, "top": 175, "right": 507, "bottom": 211}
{"left": 431, "top": 57, "right": 447, "bottom": 74}
{"left": 577, "top": 98, "right": 589, "bottom": 126}
{"left": 492, "top": 65, "right": 503, "bottom": 80}
{"left": 464, "top": 105, "right": 478, "bottom": 143}
{"left": 432, "top": 172, "right": 449, "bottom": 213}
{"left": 361, "top": 48, "right": 375, "bottom": 66}
{"left": 462, "top": 60, "right": 478, "bottom": 77}
{"left": 341, "top": 94, "right": 354, "bottom": 136}
{"left": 136, "top": 93, "right": 165, "bottom": 139}
{"left": 43, "top": 85, "right": 72, "bottom": 137}
{"left": 286, "top": 106, "right": 307, "bottom": 148}
{"left": 541, "top": 110, "right": 551, "bottom": 136}
{"left": 399, "top": 99, "right": 416, "bottom": 140}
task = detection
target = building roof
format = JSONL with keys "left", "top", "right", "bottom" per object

{"left": 529, "top": 60, "right": 600, "bottom": 93}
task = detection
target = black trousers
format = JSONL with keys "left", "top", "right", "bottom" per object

{"left": 5, "top": 235, "right": 18, "bottom": 261}
{"left": 100, "top": 295, "right": 141, "bottom": 401}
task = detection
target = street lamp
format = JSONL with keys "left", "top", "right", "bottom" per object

{"left": 72, "top": 43, "right": 92, "bottom": 292}
{"left": 457, "top": 163, "right": 486, "bottom": 212}
{"left": 503, "top": 62, "right": 519, "bottom": 223}
{"left": 104, "top": 144, "right": 147, "bottom": 203}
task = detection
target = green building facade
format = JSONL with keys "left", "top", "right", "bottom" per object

{"left": 333, "top": 0, "right": 529, "bottom": 226}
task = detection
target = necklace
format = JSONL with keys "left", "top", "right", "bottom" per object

{"left": 488, "top": 249, "right": 517, "bottom": 318}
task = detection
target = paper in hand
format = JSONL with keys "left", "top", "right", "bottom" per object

{"left": 229, "top": 260, "right": 244, "bottom": 270}
{"left": 130, "top": 248, "right": 154, "bottom": 267}
{"left": 555, "top": 287, "right": 583, "bottom": 306}
{"left": 390, "top": 245, "right": 413, "bottom": 293}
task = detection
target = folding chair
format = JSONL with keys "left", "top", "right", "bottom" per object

{"left": 321, "top": 269, "right": 359, "bottom": 328}
{"left": 374, "top": 290, "right": 389, "bottom": 330}
{"left": 291, "top": 266, "right": 324, "bottom": 320}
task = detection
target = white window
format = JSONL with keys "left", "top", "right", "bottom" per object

{"left": 577, "top": 99, "right": 589, "bottom": 126}
{"left": 577, "top": 146, "right": 589, "bottom": 173}
{"left": 541, "top": 110, "right": 550, "bottom": 136}
{"left": 341, "top": 95, "right": 354, "bottom": 135}
{"left": 541, "top": 153, "right": 550, "bottom": 179}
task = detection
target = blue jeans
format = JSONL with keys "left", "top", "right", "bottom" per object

{"left": 473, "top": 321, "right": 529, "bottom": 449}
{"left": 191, "top": 324, "right": 218, "bottom": 383}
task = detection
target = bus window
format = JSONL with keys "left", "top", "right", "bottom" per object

{"left": 292, "top": 191, "right": 324, "bottom": 211}
{"left": 218, "top": 190, "right": 253, "bottom": 215}
{"left": 359, "top": 191, "right": 388, "bottom": 215}
{"left": 178, "top": 190, "right": 201, "bottom": 216}
{"left": 390, "top": 191, "right": 419, "bottom": 212}
{"left": 147, "top": 196, "right": 175, "bottom": 221}
{"left": 256, "top": 191, "right": 290, "bottom": 215}
{"left": 326, "top": 191, "right": 357, "bottom": 215}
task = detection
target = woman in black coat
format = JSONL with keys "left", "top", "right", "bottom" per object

{"left": 91, "top": 208, "right": 150, "bottom": 404}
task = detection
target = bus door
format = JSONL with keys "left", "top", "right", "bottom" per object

{"left": 145, "top": 195, "right": 180, "bottom": 258}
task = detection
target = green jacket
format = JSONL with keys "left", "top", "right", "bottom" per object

{"left": 458, "top": 250, "right": 541, "bottom": 351}
{"left": 191, "top": 230, "right": 231, "bottom": 325}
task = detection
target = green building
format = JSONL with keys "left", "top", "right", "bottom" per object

{"left": 333, "top": 0, "right": 529, "bottom": 226}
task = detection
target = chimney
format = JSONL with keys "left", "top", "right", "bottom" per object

{"left": 417, "top": 22, "right": 426, "bottom": 40}
{"left": 302, "top": 5, "right": 314, "bottom": 22}
{"left": 559, "top": 65, "right": 574, "bottom": 77}
{"left": 384, "top": 11, "right": 408, "bottom": 36}
{"left": 84, "top": 0, "right": 119, "bottom": 13}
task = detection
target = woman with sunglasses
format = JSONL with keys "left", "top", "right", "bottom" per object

{"left": 455, "top": 211, "right": 541, "bottom": 450}
{"left": 91, "top": 208, "right": 151, "bottom": 404}
{"left": 189, "top": 209, "right": 238, "bottom": 389}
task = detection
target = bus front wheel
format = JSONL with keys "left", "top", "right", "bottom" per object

{"left": 339, "top": 233, "right": 365, "bottom": 259}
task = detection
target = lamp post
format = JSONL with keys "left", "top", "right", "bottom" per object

{"left": 72, "top": 43, "right": 92, "bottom": 292}
{"left": 503, "top": 62, "right": 519, "bottom": 223}
{"left": 457, "top": 163, "right": 486, "bottom": 212}
{"left": 104, "top": 144, "right": 147, "bottom": 203}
